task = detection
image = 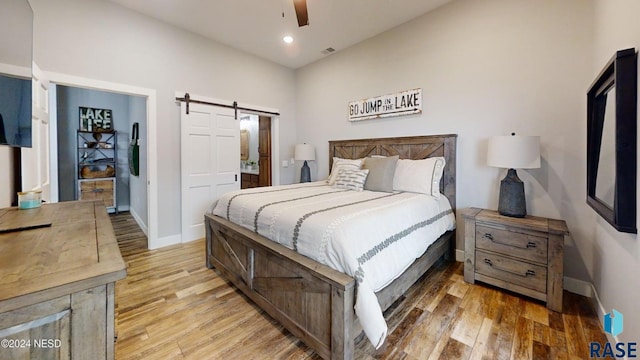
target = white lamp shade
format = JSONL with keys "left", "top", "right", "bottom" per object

{"left": 294, "top": 143, "right": 315, "bottom": 161}
{"left": 487, "top": 135, "right": 540, "bottom": 169}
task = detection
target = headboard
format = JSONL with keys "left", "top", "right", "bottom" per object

{"left": 328, "top": 134, "right": 457, "bottom": 211}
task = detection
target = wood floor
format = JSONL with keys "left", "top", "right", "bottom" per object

{"left": 110, "top": 212, "right": 608, "bottom": 360}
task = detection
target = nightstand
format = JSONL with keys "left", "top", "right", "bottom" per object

{"left": 462, "top": 208, "right": 567, "bottom": 312}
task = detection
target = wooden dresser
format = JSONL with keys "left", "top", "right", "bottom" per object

{"left": 0, "top": 201, "right": 126, "bottom": 360}
{"left": 462, "top": 208, "right": 567, "bottom": 312}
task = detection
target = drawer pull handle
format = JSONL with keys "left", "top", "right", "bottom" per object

{"left": 483, "top": 258, "right": 536, "bottom": 277}
{"left": 483, "top": 233, "right": 538, "bottom": 249}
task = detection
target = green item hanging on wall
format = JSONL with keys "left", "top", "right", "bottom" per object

{"left": 128, "top": 122, "right": 140, "bottom": 176}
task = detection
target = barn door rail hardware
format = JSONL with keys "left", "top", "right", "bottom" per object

{"left": 176, "top": 93, "right": 280, "bottom": 119}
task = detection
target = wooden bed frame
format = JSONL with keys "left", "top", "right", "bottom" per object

{"left": 205, "top": 134, "right": 457, "bottom": 359}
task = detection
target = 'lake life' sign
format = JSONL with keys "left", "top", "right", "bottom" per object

{"left": 348, "top": 88, "right": 422, "bottom": 121}
{"left": 79, "top": 107, "right": 113, "bottom": 132}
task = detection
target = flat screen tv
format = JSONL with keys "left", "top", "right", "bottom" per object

{"left": 0, "top": 74, "right": 32, "bottom": 147}
{"left": 0, "top": 0, "right": 34, "bottom": 148}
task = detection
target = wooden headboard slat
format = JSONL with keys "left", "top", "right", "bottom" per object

{"left": 328, "top": 134, "right": 457, "bottom": 211}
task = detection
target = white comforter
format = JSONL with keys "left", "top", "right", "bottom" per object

{"left": 210, "top": 182, "right": 456, "bottom": 348}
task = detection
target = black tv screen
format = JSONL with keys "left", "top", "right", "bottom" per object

{"left": 0, "top": 74, "right": 31, "bottom": 147}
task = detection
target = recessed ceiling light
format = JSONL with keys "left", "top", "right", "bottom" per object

{"left": 283, "top": 35, "right": 294, "bottom": 44}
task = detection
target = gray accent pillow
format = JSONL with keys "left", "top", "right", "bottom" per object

{"left": 362, "top": 155, "right": 399, "bottom": 192}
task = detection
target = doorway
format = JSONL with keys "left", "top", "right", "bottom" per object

{"left": 239, "top": 114, "right": 272, "bottom": 189}
{"left": 45, "top": 71, "right": 157, "bottom": 248}
{"left": 53, "top": 85, "right": 146, "bottom": 225}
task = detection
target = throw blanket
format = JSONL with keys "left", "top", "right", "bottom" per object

{"left": 210, "top": 182, "right": 456, "bottom": 348}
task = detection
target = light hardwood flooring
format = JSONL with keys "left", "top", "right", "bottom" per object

{"left": 111, "top": 212, "right": 608, "bottom": 360}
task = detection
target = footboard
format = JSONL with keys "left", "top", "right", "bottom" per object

{"left": 205, "top": 213, "right": 356, "bottom": 360}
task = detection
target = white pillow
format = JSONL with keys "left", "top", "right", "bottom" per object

{"left": 333, "top": 169, "right": 369, "bottom": 192}
{"left": 393, "top": 157, "right": 446, "bottom": 197}
{"left": 327, "top": 158, "right": 363, "bottom": 185}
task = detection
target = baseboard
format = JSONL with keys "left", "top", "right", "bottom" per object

{"left": 129, "top": 207, "right": 149, "bottom": 237}
{"left": 563, "top": 277, "right": 619, "bottom": 344}
{"left": 455, "top": 249, "right": 464, "bottom": 262}
{"left": 182, "top": 236, "right": 204, "bottom": 244}
{"left": 563, "top": 276, "right": 592, "bottom": 297}
{"left": 586, "top": 281, "right": 619, "bottom": 344}
{"left": 149, "top": 234, "right": 181, "bottom": 250}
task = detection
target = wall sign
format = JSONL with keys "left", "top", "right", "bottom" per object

{"left": 348, "top": 88, "right": 422, "bottom": 121}
{"left": 79, "top": 107, "right": 113, "bottom": 132}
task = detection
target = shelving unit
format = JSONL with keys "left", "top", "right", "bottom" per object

{"left": 76, "top": 130, "right": 118, "bottom": 213}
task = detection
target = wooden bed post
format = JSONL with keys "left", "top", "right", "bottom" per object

{"left": 331, "top": 283, "right": 355, "bottom": 359}
{"left": 205, "top": 217, "right": 213, "bottom": 269}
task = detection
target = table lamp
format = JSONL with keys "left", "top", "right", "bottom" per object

{"left": 295, "top": 143, "right": 315, "bottom": 183}
{"left": 487, "top": 133, "right": 540, "bottom": 217}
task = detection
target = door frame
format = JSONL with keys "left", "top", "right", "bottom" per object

{"left": 21, "top": 63, "right": 51, "bottom": 200}
{"left": 47, "top": 71, "right": 158, "bottom": 248}
{"left": 238, "top": 111, "right": 280, "bottom": 187}
{"left": 239, "top": 113, "right": 275, "bottom": 188}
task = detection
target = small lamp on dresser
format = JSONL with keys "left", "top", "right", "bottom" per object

{"left": 295, "top": 143, "right": 315, "bottom": 183}
{"left": 487, "top": 133, "right": 540, "bottom": 217}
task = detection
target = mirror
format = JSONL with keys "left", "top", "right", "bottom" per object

{"left": 594, "top": 86, "right": 616, "bottom": 208}
{"left": 587, "top": 48, "right": 637, "bottom": 234}
{"left": 0, "top": 0, "right": 33, "bottom": 147}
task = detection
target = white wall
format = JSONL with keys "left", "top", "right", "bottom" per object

{"left": 297, "top": 0, "right": 640, "bottom": 343}
{"left": 296, "top": 0, "right": 594, "bottom": 276}
{"left": 588, "top": 0, "right": 640, "bottom": 344}
{"left": 29, "top": 0, "right": 297, "bottom": 241}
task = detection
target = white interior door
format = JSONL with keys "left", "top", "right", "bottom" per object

{"left": 21, "top": 63, "right": 50, "bottom": 201}
{"left": 181, "top": 101, "right": 239, "bottom": 242}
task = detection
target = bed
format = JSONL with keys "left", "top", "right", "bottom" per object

{"left": 205, "top": 134, "right": 457, "bottom": 359}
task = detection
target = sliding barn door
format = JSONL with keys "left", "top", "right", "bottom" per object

{"left": 181, "top": 101, "right": 239, "bottom": 242}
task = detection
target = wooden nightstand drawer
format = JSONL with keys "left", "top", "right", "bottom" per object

{"left": 475, "top": 250, "right": 547, "bottom": 293}
{"left": 463, "top": 208, "right": 567, "bottom": 312}
{"left": 476, "top": 225, "right": 548, "bottom": 264}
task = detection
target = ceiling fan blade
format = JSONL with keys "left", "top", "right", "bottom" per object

{"left": 293, "top": 0, "right": 309, "bottom": 27}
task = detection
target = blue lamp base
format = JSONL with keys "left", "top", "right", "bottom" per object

{"left": 300, "top": 160, "right": 311, "bottom": 183}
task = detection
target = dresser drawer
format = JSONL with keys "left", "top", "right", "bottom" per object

{"left": 476, "top": 225, "right": 547, "bottom": 264}
{"left": 79, "top": 179, "right": 115, "bottom": 207}
{"left": 475, "top": 250, "right": 547, "bottom": 293}
{"left": 80, "top": 179, "right": 114, "bottom": 191}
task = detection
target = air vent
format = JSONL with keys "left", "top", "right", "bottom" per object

{"left": 321, "top": 47, "right": 335, "bottom": 55}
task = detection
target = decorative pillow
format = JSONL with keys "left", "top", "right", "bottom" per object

{"left": 333, "top": 169, "right": 370, "bottom": 192}
{"left": 393, "top": 157, "right": 446, "bottom": 197}
{"left": 327, "top": 157, "right": 363, "bottom": 185}
{"left": 362, "top": 155, "right": 399, "bottom": 192}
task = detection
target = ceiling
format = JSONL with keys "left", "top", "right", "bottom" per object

{"left": 108, "top": 0, "right": 451, "bottom": 69}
